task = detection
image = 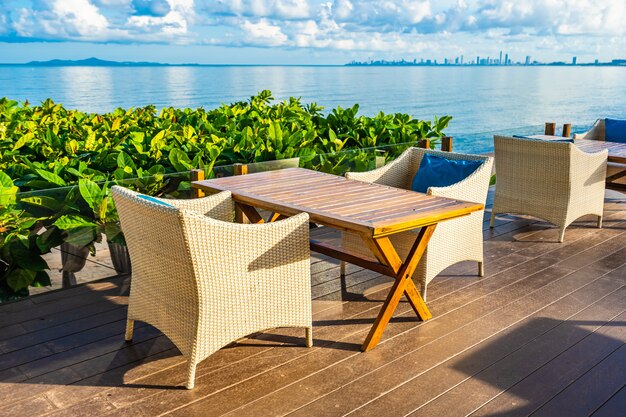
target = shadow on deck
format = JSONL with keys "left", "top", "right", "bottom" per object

{"left": 0, "top": 190, "right": 625, "bottom": 417}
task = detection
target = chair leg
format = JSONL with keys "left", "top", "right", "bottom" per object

{"left": 124, "top": 319, "right": 134, "bottom": 342}
{"left": 186, "top": 361, "right": 197, "bottom": 390}
{"left": 478, "top": 262, "right": 485, "bottom": 277}
{"left": 305, "top": 327, "right": 313, "bottom": 347}
{"left": 489, "top": 212, "right": 496, "bottom": 229}
{"left": 597, "top": 215, "right": 603, "bottom": 229}
{"left": 340, "top": 260, "right": 346, "bottom": 278}
{"left": 558, "top": 227, "right": 566, "bottom": 243}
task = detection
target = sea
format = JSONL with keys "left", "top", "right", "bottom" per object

{"left": 1, "top": 65, "right": 625, "bottom": 153}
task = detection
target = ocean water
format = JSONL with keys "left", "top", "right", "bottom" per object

{"left": 1, "top": 65, "right": 625, "bottom": 153}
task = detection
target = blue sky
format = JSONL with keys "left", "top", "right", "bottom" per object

{"left": 0, "top": 0, "right": 624, "bottom": 64}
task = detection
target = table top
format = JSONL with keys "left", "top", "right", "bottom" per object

{"left": 526, "top": 135, "right": 626, "bottom": 164}
{"left": 193, "top": 168, "right": 484, "bottom": 238}
{"left": 574, "top": 139, "right": 626, "bottom": 164}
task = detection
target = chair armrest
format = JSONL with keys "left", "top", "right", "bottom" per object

{"left": 427, "top": 157, "right": 494, "bottom": 204}
{"left": 166, "top": 191, "right": 235, "bottom": 222}
{"left": 570, "top": 147, "right": 608, "bottom": 185}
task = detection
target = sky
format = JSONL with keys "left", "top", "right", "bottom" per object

{"left": 0, "top": 0, "right": 625, "bottom": 64}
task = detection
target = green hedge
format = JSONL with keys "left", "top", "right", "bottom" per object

{"left": 0, "top": 90, "right": 451, "bottom": 301}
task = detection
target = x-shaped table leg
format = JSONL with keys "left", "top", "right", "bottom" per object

{"left": 361, "top": 224, "right": 436, "bottom": 351}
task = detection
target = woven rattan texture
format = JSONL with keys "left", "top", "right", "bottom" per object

{"left": 344, "top": 147, "right": 493, "bottom": 299}
{"left": 112, "top": 186, "right": 312, "bottom": 389}
{"left": 491, "top": 135, "right": 607, "bottom": 242}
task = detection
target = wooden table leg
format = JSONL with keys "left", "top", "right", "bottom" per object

{"left": 361, "top": 224, "right": 437, "bottom": 352}
{"left": 235, "top": 202, "right": 264, "bottom": 224}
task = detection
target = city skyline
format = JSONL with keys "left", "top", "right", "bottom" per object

{"left": 0, "top": 1, "right": 625, "bottom": 64}
{"left": 348, "top": 53, "right": 626, "bottom": 67}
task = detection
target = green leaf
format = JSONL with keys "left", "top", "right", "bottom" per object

{"left": 6, "top": 268, "right": 37, "bottom": 291}
{"left": 64, "top": 227, "right": 98, "bottom": 247}
{"left": 169, "top": 148, "right": 193, "bottom": 172}
{"left": 10, "top": 241, "right": 48, "bottom": 271}
{"left": 35, "top": 169, "right": 67, "bottom": 186}
{"left": 78, "top": 179, "right": 101, "bottom": 211}
{"left": 54, "top": 214, "right": 97, "bottom": 230}
{"left": 117, "top": 151, "right": 136, "bottom": 171}
{"left": 0, "top": 172, "right": 18, "bottom": 206}
{"left": 32, "top": 271, "right": 51, "bottom": 288}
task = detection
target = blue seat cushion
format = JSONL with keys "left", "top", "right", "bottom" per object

{"left": 604, "top": 118, "right": 626, "bottom": 143}
{"left": 137, "top": 194, "right": 174, "bottom": 207}
{"left": 411, "top": 154, "right": 483, "bottom": 194}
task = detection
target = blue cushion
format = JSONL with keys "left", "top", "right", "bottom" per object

{"left": 604, "top": 118, "right": 626, "bottom": 143}
{"left": 411, "top": 154, "right": 483, "bottom": 193}
{"left": 137, "top": 194, "right": 174, "bottom": 207}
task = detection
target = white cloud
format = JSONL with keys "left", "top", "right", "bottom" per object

{"left": 11, "top": 0, "right": 114, "bottom": 40}
{"left": 125, "top": 0, "right": 195, "bottom": 39}
{"left": 214, "top": 0, "right": 310, "bottom": 20}
{"left": 241, "top": 18, "right": 289, "bottom": 46}
{"left": 2, "top": 0, "right": 626, "bottom": 61}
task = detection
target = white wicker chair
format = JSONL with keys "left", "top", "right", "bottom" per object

{"left": 490, "top": 135, "right": 607, "bottom": 242}
{"left": 111, "top": 186, "right": 313, "bottom": 389}
{"left": 574, "top": 119, "right": 626, "bottom": 188}
{"left": 342, "top": 147, "right": 493, "bottom": 300}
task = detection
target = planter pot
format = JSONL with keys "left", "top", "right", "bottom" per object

{"left": 60, "top": 242, "right": 90, "bottom": 288}
{"left": 107, "top": 241, "right": 132, "bottom": 275}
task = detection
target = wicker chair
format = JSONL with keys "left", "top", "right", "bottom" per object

{"left": 490, "top": 135, "right": 607, "bottom": 242}
{"left": 111, "top": 186, "right": 313, "bottom": 389}
{"left": 342, "top": 147, "right": 493, "bottom": 300}
{"left": 574, "top": 119, "right": 626, "bottom": 188}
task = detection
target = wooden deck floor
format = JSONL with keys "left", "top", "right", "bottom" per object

{"left": 1, "top": 190, "right": 625, "bottom": 417}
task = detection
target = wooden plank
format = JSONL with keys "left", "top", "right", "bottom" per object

{"left": 168, "top": 232, "right": 626, "bottom": 417}
{"left": 372, "top": 203, "right": 481, "bottom": 237}
{"left": 8, "top": 223, "right": 616, "bottom": 412}
{"left": 589, "top": 387, "right": 626, "bottom": 417}
{"left": 470, "top": 308, "right": 626, "bottom": 417}
{"left": 310, "top": 240, "right": 394, "bottom": 277}
{"left": 296, "top": 270, "right": 626, "bottom": 417}
{"left": 529, "top": 344, "right": 626, "bottom": 417}
{"left": 1, "top": 193, "right": 623, "bottom": 417}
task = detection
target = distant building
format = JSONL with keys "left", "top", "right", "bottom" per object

{"left": 476, "top": 56, "right": 480, "bottom": 65}
{"left": 595, "top": 59, "right": 599, "bottom": 65}
{"left": 505, "top": 53, "right": 509, "bottom": 65}
{"left": 525, "top": 56, "right": 531, "bottom": 65}
{"left": 461, "top": 55, "right": 464, "bottom": 65}
{"left": 572, "top": 57, "right": 577, "bottom": 65}
{"left": 499, "top": 51, "right": 503, "bottom": 64}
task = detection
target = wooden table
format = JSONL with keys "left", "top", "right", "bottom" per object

{"left": 527, "top": 136, "right": 626, "bottom": 190}
{"left": 192, "top": 168, "right": 483, "bottom": 351}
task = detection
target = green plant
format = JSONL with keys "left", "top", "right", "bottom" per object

{"left": 0, "top": 92, "right": 452, "bottom": 300}
{"left": 0, "top": 173, "right": 61, "bottom": 301}
{"left": 53, "top": 179, "right": 124, "bottom": 249}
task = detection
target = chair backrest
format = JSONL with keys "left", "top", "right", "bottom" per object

{"left": 493, "top": 135, "right": 574, "bottom": 199}
{"left": 111, "top": 186, "right": 198, "bottom": 303}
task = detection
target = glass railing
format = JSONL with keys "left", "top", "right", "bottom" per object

{"left": 0, "top": 123, "right": 597, "bottom": 301}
